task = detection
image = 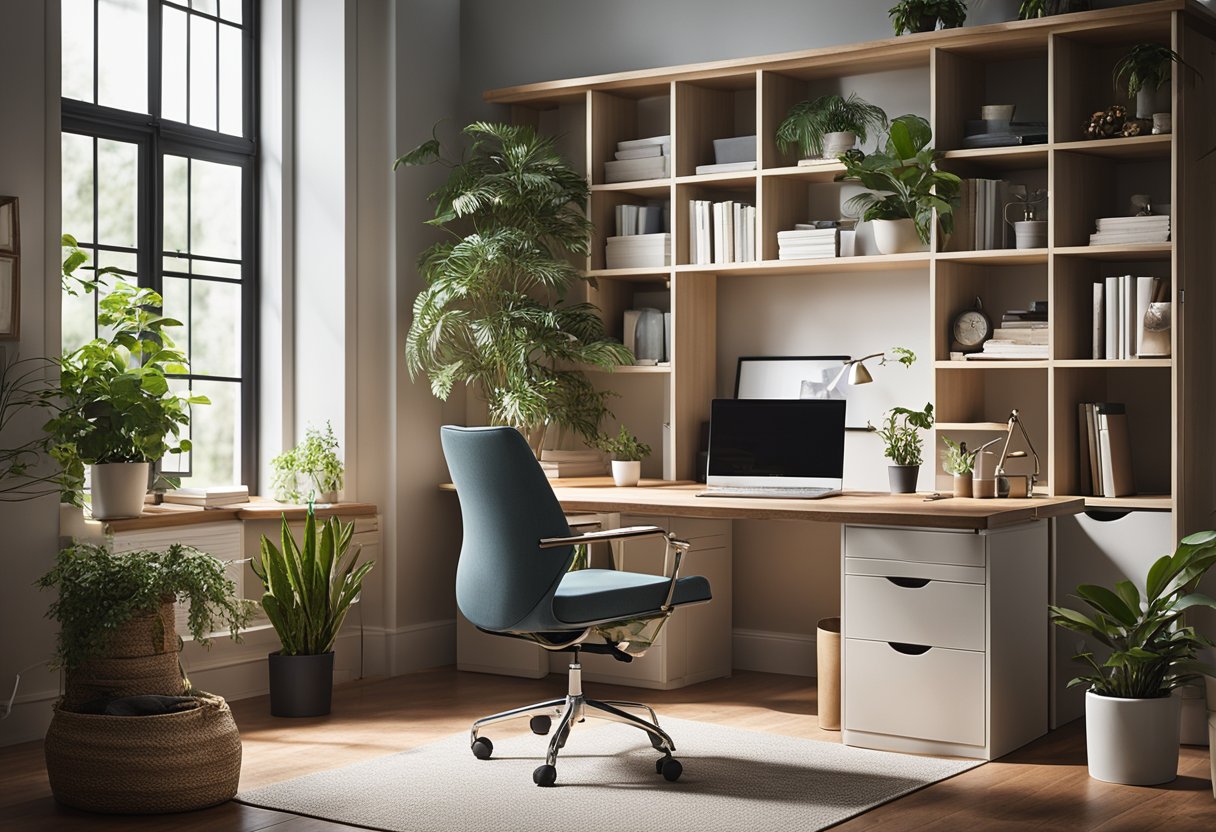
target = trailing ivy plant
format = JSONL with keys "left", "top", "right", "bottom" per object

{"left": 37, "top": 542, "right": 253, "bottom": 670}
{"left": 775, "top": 93, "right": 889, "bottom": 158}
{"left": 395, "top": 122, "right": 633, "bottom": 455}
{"left": 270, "top": 422, "right": 344, "bottom": 502}
{"left": 873, "top": 403, "right": 935, "bottom": 467}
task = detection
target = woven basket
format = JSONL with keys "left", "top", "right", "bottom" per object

{"left": 63, "top": 652, "right": 185, "bottom": 710}
{"left": 44, "top": 693, "right": 242, "bottom": 814}
{"left": 100, "top": 598, "right": 179, "bottom": 658}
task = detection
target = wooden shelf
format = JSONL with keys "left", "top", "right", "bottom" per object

{"left": 1053, "top": 243, "right": 1173, "bottom": 260}
{"left": 585, "top": 267, "right": 671, "bottom": 282}
{"left": 940, "top": 145, "right": 1049, "bottom": 170}
{"left": 676, "top": 252, "right": 931, "bottom": 275}
{"left": 675, "top": 170, "right": 757, "bottom": 187}
{"left": 761, "top": 162, "right": 846, "bottom": 183}
{"left": 1082, "top": 494, "right": 1174, "bottom": 511}
{"left": 936, "top": 360, "right": 1048, "bottom": 370}
{"left": 936, "top": 422, "right": 1010, "bottom": 432}
{"left": 936, "top": 248, "right": 1049, "bottom": 265}
{"left": 1053, "top": 359, "right": 1172, "bottom": 368}
{"left": 584, "top": 364, "right": 672, "bottom": 375}
{"left": 591, "top": 179, "right": 673, "bottom": 196}
{"left": 1053, "top": 134, "right": 1172, "bottom": 160}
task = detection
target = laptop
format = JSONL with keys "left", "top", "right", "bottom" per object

{"left": 698, "top": 399, "right": 846, "bottom": 499}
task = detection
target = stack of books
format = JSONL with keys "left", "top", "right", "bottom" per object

{"left": 163, "top": 485, "right": 250, "bottom": 507}
{"left": 948, "top": 179, "right": 1019, "bottom": 251}
{"left": 604, "top": 135, "right": 670, "bottom": 183}
{"left": 539, "top": 449, "right": 608, "bottom": 480}
{"left": 688, "top": 199, "right": 756, "bottom": 265}
{"left": 967, "top": 302, "right": 1048, "bottom": 360}
{"left": 777, "top": 224, "right": 839, "bottom": 260}
{"left": 696, "top": 135, "right": 757, "bottom": 175}
{"left": 613, "top": 202, "right": 669, "bottom": 237}
{"left": 961, "top": 121, "right": 1047, "bottom": 149}
{"left": 1093, "top": 275, "right": 1170, "bottom": 359}
{"left": 605, "top": 233, "right": 671, "bottom": 269}
{"left": 1088, "top": 214, "right": 1171, "bottom": 246}
{"left": 1077, "top": 402, "right": 1135, "bottom": 497}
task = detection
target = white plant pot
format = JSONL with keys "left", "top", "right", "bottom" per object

{"left": 1085, "top": 690, "right": 1180, "bottom": 785}
{"left": 821, "top": 131, "right": 856, "bottom": 158}
{"left": 89, "top": 462, "right": 150, "bottom": 520}
{"left": 611, "top": 460, "right": 641, "bottom": 487}
{"left": 871, "top": 218, "right": 926, "bottom": 255}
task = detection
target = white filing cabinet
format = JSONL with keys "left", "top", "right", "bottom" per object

{"left": 841, "top": 522, "right": 1049, "bottom": 760}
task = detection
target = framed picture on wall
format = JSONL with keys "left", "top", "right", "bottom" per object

{"left": 0, "top": 255, "right": 18, "bottom": 340}
{"left": 734, "top": 355, "right": 893, "bottom": 430}
{"left": 0, "top": 196, "right": 17, "bottom": 255}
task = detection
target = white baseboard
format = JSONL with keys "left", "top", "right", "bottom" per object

{"left": 731, "top": 628, "right": 818, "bottom": 677}
{"left": 385, "top": 619, "right": 457, "bottom": 675}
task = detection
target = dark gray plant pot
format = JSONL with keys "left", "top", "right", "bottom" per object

{"left": 889, "top": 465, "right": 920, "bottom": 494}
{"left": 268, "top": 651, "right": 334, "bottom": 717}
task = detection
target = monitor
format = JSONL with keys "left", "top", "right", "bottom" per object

{"left": 707, "top": 398, "right": 846, "bottom": 489}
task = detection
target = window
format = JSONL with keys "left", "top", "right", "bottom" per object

{"left": 61, "top": 0, "right": 257, "bottom": 489}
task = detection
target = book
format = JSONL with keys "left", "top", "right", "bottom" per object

{"left": 1077, "top": 403, "right": 1092, "bottom": 496}
{"left": 1092, "top": 282, "right": 1104, "bottom": 359}
{"left": 163, "top": 485, "right": 250, "bottom": 507}
{"left": 539, "top": 462, "right": 609, "bottom": 479}
{"left": 540, "top": 450, "right": 605, "bottom": 463}
{"left": 1096, "top": 403, "right": 1135, "bottom": 497}
{"left": 1086, "top": 403, "right": 1101, "bottom": 495}
{"left": 1135, "top": 276, "right": 1154, "bottom": 357}
{"left": 1104, "top": 276, "right": 1119, "bottom": 360}
{"left": 604, "top": 155, "right": 669, "bottom": 184}
{"left": 694, "top": 160, "right": 757, "bottom": 175}
{"left": 614, "top": 145, "right": 664, "bottom": 160}
{"left": 616, "top": 135, "right": 671, "bottom": 151}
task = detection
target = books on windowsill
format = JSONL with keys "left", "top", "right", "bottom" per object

{"left": 1077, "top": 402, "right": 1135, "bottom": 497}
{"left": 163, "top": 485, "right": 251, "bottom": 507}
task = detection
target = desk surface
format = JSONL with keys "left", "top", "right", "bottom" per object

{"left": 100, "top": 499, "right": 379, "bottom": 533}
{"left": 440, "top": 479, "right": 1085, "bottom": 530}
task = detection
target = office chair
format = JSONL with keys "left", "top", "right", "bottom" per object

{"left": 440, "top": 425, "right": 712, "bottom": 787}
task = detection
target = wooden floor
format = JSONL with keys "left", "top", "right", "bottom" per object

{"left": 1, "top": 668, "right": 1213, "bottom": 831}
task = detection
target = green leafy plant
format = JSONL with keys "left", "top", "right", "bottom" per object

{"left": 775, "top": 94, "right": 889, "bottom": 158}
{"left": 1113, "top": 43, "right": 1191, "bottom": 99}
{"left": 942, "top": 436, "right": 978, "bottom": 475}
{"left": 873, "top": 403, "right": 935, "bottom": 466}
{"left": 889, "top": 346, "right": 917, "bottom": 368}
{"left": 1018, "top": 0, "right": 1091, "bottom": 20}
{"left": 597, "top": 424, "right": 652, "bottom": 462}
{"left": 395, "top": 122, "right": 633, "bottom": 455}
{"left": 1049, "top": 531, "right": 1216, "bottom": 698}
{"left": 250, "top": 508, "right": 374, "bottom": 656}
{"left": 271, "top": 422, "right": 344, "bottom": 502}
{"left": 889, "top": 0, "right": 967, "bottom": 35}
{"left": 837, "top": 114, "right": 962, "bottom": 245}
{"left": 37, "top": 542, "right": 252, "bottom": 670}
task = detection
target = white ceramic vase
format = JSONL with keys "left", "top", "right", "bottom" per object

{"left": 89, "top": 462, "right": 150, "bottom": 520}
{"left": 611, "top": 460, "right": 641, "bottom": 487}
{"left": 872, "top": 218, "right": 926, "bottom": 255}
{"left": 1085, "top": 690, "right": 1180, "bottom": 785}
{"left": 821, "top": 131, "right": 856, "bottom": 158}
{"left": 1013, "top": 219, "right": 1047, "bottom": 250}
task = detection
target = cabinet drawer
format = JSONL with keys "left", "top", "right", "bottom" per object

{"left": 844, "top": 638, "right": 985, "bottom": 747}
{"left": 844, "top": 575, "right": 985, "bottom": 651}
{"left": 845, "top": 526, "right": 985, "bottom": 567}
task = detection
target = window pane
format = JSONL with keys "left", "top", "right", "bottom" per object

{"left": 191, "top": 279, "right": 241, "bottom": 377}
{"left": 163, "top": 154, "right": 189, "bottom": 253}
{"left": 62, "top": 0, "right": 96, "bottom": 103}
{"left": 96, "top": 138, "right": 139, "bottom": 248}
{"left": 192, "top": 0, "right": 218, "bottom": 15}
{"left": 186, "top": 379, "right": 240, "bottom": 487}
{"left": 97, "top": 0, "right": 148, "bottom": 113}
{"left": 191, "top": 259, "right": 239, "bottom": 279}
{"left": 191, "top": 159, "right": 242, "bottom": 260}
{"left": 161, "top": 5, "right": 188, "bottom": 123}
{"left": 61, "top": 133, "right": 95, "bottom": 244}
{"left": 161, "top": 274, "right": 191, "bottom": 358}
{"left": 188, "top": 15, "right": 217, "bottom": 131}
{"left": 218, "top": 24, "right": 242, "bottom": 136}
{"left": 219, "top": 0, "right": 242, "bottom": 24}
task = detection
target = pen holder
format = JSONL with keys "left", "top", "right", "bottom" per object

{"left": 973, "top": 449, "right": 998, "bottom": 499}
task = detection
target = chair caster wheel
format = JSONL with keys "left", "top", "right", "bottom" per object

{"left": 657, "top": 756, "right": 682, "bottom": 782}
{"left": 533, "top": 764, "right": 557, "bottom": 787}
{"left": 530, "top": 715, "right": 552, "bottom": 735}
{"left": 471, "top": 737, "right": 493, "bottom": 760}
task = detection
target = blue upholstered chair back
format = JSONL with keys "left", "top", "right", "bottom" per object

{"left": 440, "top": 426, "right": 574, "bottom": 633}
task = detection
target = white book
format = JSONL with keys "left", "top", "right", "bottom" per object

{"left": 617, "top": 134, "right": 671, "bottom": 151}
{"left": 713, "top": 202, "right": 724, "bottom": 264}
{"left": 614, "top": 146, "right": 664, "bottom": 160}
{"left": 1135, "top": 276, "right": 1153, "bottom": 357}
{"left": 699, "top": 201, "right": 710, "bottom": 265}
{"left": 688, "top": 200, "right": 699, "bottom": 265}
{"left": 1105, "top": 276, "right": 1119, "bottom": 360}
{"left": 1093, "top": 282, "right": 1105, "bottom": 359}
{"left": 1122, "top": 275, "right": 1135, "bottom": 359}
{"left": 694, "top": 160, "right": 758, "bottom": 175}
{"left": 164, "top": 485, "right": 250, "bottom": 507}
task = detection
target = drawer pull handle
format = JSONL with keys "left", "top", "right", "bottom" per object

{"left": 888, "top": 642, "right": 931, "bottom": 656}
{"left": 885, "top": 576, "right": 931, "bottom": 589}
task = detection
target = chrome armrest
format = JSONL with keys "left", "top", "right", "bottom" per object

{"left": 661, "top": 536, "right": 692, "bottom": 612}
{"left": 538, "top": 525, "right": 669, "bottom": 548}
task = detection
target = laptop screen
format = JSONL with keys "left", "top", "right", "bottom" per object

{"left": 708, "top": 399, "right": 846, "bottom": 485}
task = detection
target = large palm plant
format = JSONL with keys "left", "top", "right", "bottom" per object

{"left": 395, "top": 122, "right": 632, "bottom": 454}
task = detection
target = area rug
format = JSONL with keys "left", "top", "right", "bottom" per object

{"left": 237, "top": 717, "right": 982, "bottom": 832}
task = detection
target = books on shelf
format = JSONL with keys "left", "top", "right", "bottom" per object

{"left": 604, "top": 135, "right": 671, "bottom": 183}
{"left": 688, "top": 199, "right": 756, "bottom": 265}
{"left": 694, "top": 160, "right": 757, "bottom": 175}
{"left": 961, "top": 121, "right": 1048, "bottom": 149}
{"left": 163, "top": 485, "right": 250, "bottom": 507}
{"left": 967, "top": 301, "right": 1048, "bottom": 360}
{"left": 1088, "top": 214, "right": 1170, "bottom": 246}
{"left": 613, "top": 202, "right": 670, "bottom": 237}
{"left": 1092, "top": 275, "right": 1169, "bottom": 359}
{"left": 947, "top": 179, "right": 1023, "bottom": 252}
{"left": 777, "top": 225, "right": 839, "bottom": 260}
{"left": 539, "top": 449, "right": 608, "bottom": 480}
{"left": 605, "top": 233, "right": 671, "bottom": 269}
{"left": 1077, "top": 402, "right": 1135, "bottom": 497}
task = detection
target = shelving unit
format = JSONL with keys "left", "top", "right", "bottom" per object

{"left": 487, "top": 1, "right": 1216, "bottom": 536}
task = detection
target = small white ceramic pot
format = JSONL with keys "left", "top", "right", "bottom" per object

{"left": 1013, "top": 219, "right": 1047, "bottom": 249}
{"left": 1085, "top": 690, "right": 1180, "bottom": 785}
{"left": 89, "top": 462, "right": 151, "bottom": 520}
{"left": 611, "top": 460, "right": 641, "bottom": 487}
{"left": 821, "top": 131, "right": 857, "bottom": 158}
{"left": 952, "top": 473, "right": 973, "bottom": 498}
{"left": 872, "top": 218, "right": 926, "bottom": 255}
{"left": 1152, "top": 112, "right": 1172, "bottom": 134}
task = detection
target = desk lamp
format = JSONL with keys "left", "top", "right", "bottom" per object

{"left": 996, "top": 409, "right": 1040, "bottom": 498}
{"left": 829, "top": 351, "right": 888, "bottom": 390}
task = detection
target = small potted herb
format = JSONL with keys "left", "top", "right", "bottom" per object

{"left": 270, "top": 422, "right": 344, "bottom": 504}
{"left": 1114, "top": 43, "right": 1190, "bottom": 119}
{"left": 597, "top": 425, "right": 652, "bottom": 487}
{"left": 872, "top": 403, "right": 934, "bottom": 494}
{"left": 889, "top": 0, "right": 967, "bottom": 36}
{"left": 775, "top": 93, "right": 888, "bottom": 161}
{"left": 942, "top": 436, "right": 978, "bottom": 497}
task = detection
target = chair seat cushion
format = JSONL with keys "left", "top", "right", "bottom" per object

{"left": 553, "top": 569, "right": 711, "bottom": 625}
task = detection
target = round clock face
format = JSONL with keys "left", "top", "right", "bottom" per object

{"left": 953, "top": 310, "right": 990, "bottom": 347}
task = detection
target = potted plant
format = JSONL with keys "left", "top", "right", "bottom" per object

{"left": 250, "top": 507, "right": 375, "bottom": 717}
{"left": 597, "top": 424, "right": 652, "bottom": 487}
{"left": 396, "top": 122, "right": 633, "bottom": 456}
{"left": 1050, "top": 531, "right": 1216, "bottom": 785}
{"left": 1018, "top": 0, "right": 1091, "bottom": 19}
{"left": 872, "top": 403, "right": 934, "bottom": 493}
{"left": 775, "top": 93, "right": 889, "bottom": 161}
{"left": 43, "top": 278, "right": 207, "bottom": 519}
{"left": 837, "top": 114, "right": 961, "bottom": 254}
{"left": 942, "top": 436, "right": 978, "bottom": 497}
{"left": 270, "top": 421, "right": 344, "bottom": 503}
{"left": 1114, "top": 43, "right": 1190, "bottom": 119}
{"left": 889, "top": 0, "right": 967, "bottom": 35}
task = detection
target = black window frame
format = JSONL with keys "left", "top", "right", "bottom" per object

{"left": 61, "top": 0, "right": 260, "bottom": 492}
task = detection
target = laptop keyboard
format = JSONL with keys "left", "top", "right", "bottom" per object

{"left": 700, "top": 486, "right": 837, "bottom": 499}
